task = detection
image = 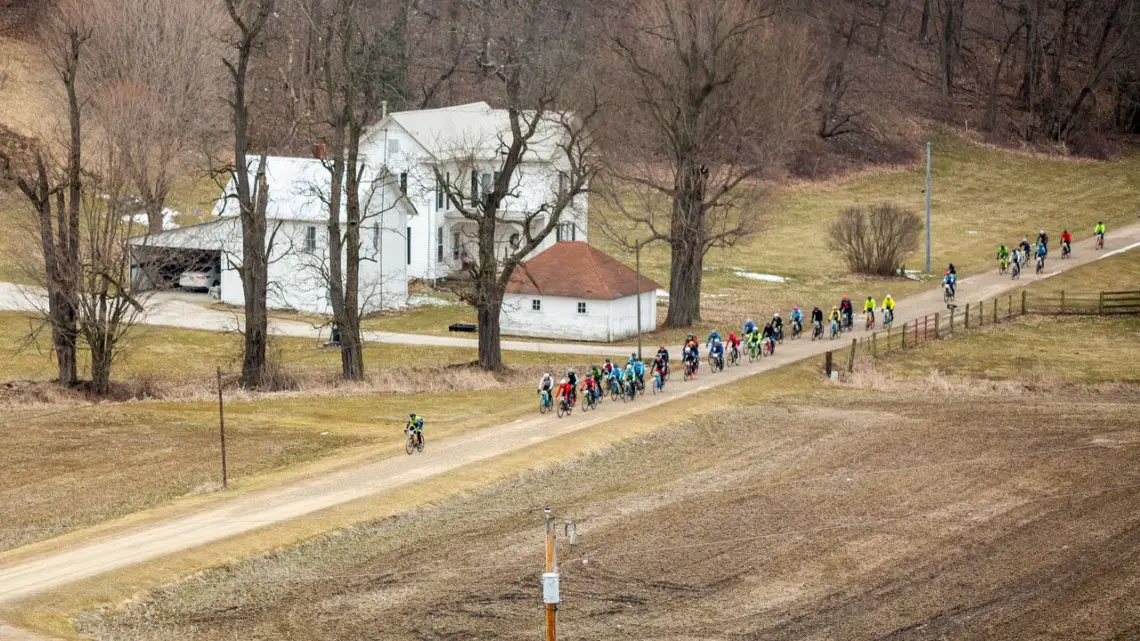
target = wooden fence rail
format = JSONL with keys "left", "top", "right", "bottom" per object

{"left": 823, "top": 287, "right": 1140, "bottom": 377}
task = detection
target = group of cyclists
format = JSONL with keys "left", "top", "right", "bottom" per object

{"left": 995, "top": 222, "right": 1106, "bottom": 279}
{"left": 412, "top": 221, "right": 1115, "bottom": 433}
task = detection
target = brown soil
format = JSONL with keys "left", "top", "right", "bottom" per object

{"left": 81, "top": 385, "right": 1140, "bottom": 641}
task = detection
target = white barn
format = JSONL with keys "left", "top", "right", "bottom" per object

{"left": 501, "top": 242, "right": 660, "bottom": 342}
{"left": 359, "top": 101, "right": 589, "bottom": 281}
{"left": 130, "top": 156, "right": 411, "bottom": 315}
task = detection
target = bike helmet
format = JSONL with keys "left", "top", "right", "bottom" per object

{"left": 792, "top": 305, "right": 799, "bottom": 311}
{"left": 409, "top": 412, "right": 416, "bottom": 418}
{"left": 842, "top": 295, "right": 849, "bottom": 300}
{"left": 774, "top": 312, "right": 781, "bottom": 318}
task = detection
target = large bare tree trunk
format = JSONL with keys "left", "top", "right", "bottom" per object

{"left": 476, "top": 286, "right": 503, "bottom": 371}
{"left": 241, "top": 159, "right": 271, "bottom": 387}
{"left": 340, "top": 120, "right": 365, "bottom": 380}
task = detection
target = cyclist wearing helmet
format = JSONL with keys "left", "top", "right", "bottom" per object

{"left": 771, "top": 312, "right": 784, "bottom": 341}
{"left": 864, "top": 296, "right": 876, "bottom": 324}
{"left": 1036, "top": 229, "right": 1049, "bottom": 249}
{"left": 839, "top": 295, "right": 853, "bottom": 328}
{"left": 742, "top": 317, "right": 758, "bottom": 337}
{"left": 566, "top": 369, "right": 578, "bottom": 405}
{"left": 538, "top": 372, "right": 554, "bottom": 395}
{"left": 705, "top": 329, "right": 721, "bottom": 347}
{"left": 405, "top": 412, "right": 425, "bottom": 447}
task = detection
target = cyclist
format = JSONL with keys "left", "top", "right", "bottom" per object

{"left": 705, "top": 329, "right": 722, "bottom": 347}
{"left": 1019, "top": 237, "right": 1032, "bottom": 260}
{"left": 709, "top": 338, "right": 725, "bottom": 369}
{"left": 685, "top": 333, "right": 700, "bottom": 361}
{"left": 602, "top": 358, "right": 615, "bottom": 379}
{"left": 556, "top": 378, "right": 574, "bottom": 407}
{"left": 538, "top": 372, "right": 554, "bottom": 397}
{"left": 1037, "top": 229, "right": 1049, "bottom": 250}
{"left": 726, "top": 331, "right": 741, "bottom": 361}
{"left": 881, "top": 294, "right": 895, "bottom": 325}
{"left": 997, "top": 243, "right": 1010, "bottom": 271}
{"left": 1035, "top": 240, "right": 1048, "bottom": 269}
{"left": 742, "top": 317, "right": 757, "bottom": 337}
{"left": 1094, "top": 221, "right": 1106, "bottom": 246}
{"left": 588, "top": 364, "right": 604, "bottom": 391}
{"left": 1060, "top": 229, "right": 1072, "bottom": 255}
{"left": 630, "top": 354, "right": 646, "bottom": 388}
{"left": 839, "top": 295, "right": 853, "bottom": 330}
{"left": 405, "top": 412, "right": 425, "bottom": 447}
{"left": 566, "top": 369, "right": 579, "bottom": 405}
{"left": 684, "top": 342, "right": 700, "bottom": 374}
{"left": 943, "top": 269, "right": 956, "bottom": 298}
{"left": 582, "top": 372, "right": 600, "bottom": 404}
{"left": 829, "top": 305, "right": 842, "bottom": 334}
{"left": 747, "top": 325, "right": 763, "bottom": 354}
{"left": 656, "top": 344, "right": 669, "bottom": 369}
{"left": 771, "top": 313, "right": 784, "bottom": 341}
{"left": 606, "top": 361, "right": 623, "bottom": 392}
{"left": 811, "top": 306, "right": 824, "bottom": 338}
{"left": 863, "top": 296, "right": 876, "bottom": 325}
{"left": 652, "top": 356, "right": 668, "bottom": 388}
{"left": 762, "top": 320, "right": 776, "bottom": 354}
{"left": 789, "top": 306, "right": 803, "bottom": 336}
{"left": 623, "top": 361, "right": 639, "bottom": 394}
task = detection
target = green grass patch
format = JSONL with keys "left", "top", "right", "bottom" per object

{"left": 1028, "top": 244, "right": 1140, "bottom": 296}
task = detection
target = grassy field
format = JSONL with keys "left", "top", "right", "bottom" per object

{"left": 1027, "top": 242, "right": 1140, "bottom": 296}
{"left": 73, "top": 314, "right": 1140, "bottom": 641}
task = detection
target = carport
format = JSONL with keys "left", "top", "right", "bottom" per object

{"left": 128, "top": 218, "right": 235, "bottom": 293}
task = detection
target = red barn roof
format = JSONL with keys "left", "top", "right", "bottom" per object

{"left": 505, "top": 242, "right": 662, "bottom": 300}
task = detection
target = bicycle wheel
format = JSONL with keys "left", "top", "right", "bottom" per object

{"left": 406, "top": 437, "right": 415, "bottom": 455}
{"left": 539, "top": 395, "right": 548, "bottom": 414}
{"left": 416, "top": 434, "right": 425, "bottom": 453}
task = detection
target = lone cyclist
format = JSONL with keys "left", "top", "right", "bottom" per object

{"left": 405, "top": 412, "right": 424, "bottom": 447}
{"left": 1094, "top": 221, "right": 1106, "bottom": 247}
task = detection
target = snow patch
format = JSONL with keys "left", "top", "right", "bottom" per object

{"left": 733, "top": 271, "right": 788, "bottom": 283}
{"left": 121, "top": 207, "right": 181, "bottom": 231}
{"left": 966, "top": 230, "right": 980, "bottom": 235}
{"left": 408, "top": 294, "right": 454, "bottom": 307}
{"left": 655, "top": 289, "right": 669, "bottom": 298}
{"left": 904, "top": 269, "right": 924, "bottom": 282}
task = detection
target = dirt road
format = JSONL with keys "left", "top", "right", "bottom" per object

{"left": 1, "top": 225, "right": 1138, "bottom": 605}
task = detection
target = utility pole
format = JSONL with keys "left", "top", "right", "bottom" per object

{"left": 635, "top": 242, "right": 642, "bottom": 361}
{"left": 543, "top": 506, "right": 559, "bottom": 641}
{"left": 216, "top": 367, "right": 228, "bottom": 489}
{"left": 925, "top": 141, "right": 932, "bottom": 274}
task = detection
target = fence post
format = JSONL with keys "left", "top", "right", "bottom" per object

{"left": 924, "top": 314, "right": 929, "bottom": 340}
{"left": 993, "top": 298, "right": 998, "bottom": 324}
{"left": 1021, "top": 290, "right": 1027, "bottom": 315}
{"left": 1060, "top": 290, "right": 1065, "bottom": 313}
{"left": 949, "top": 306, "right": 955, "bottom": 334}
{"left": 1008, "top": 294, "right": 1012, "bottom": 319}
{"left": 934, "top": 312, "right": 941, "bottom": 338}
{"left": 872, "top": 332, "right": 877, "bottom": 358}
{"left": 1099, "top": 291, "right": 1105, "bottom": 315}
{"left": 901, "top": 322, "right": 907, "bottom": 348}
{"left": 848, "top": 338, "right": 857, "bottom": 372}
{"left": 965, "top": 303, "right": 971, "bottom": 329}
{"left": 824, "top": 350, "right": 833, "bottom": 377}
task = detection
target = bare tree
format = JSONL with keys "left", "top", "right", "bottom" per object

{"left": 431, "top": 0, "right": 601, "bottom": 371}
{"left": 83, "top": 0, "right": 227, "bottom": 234}
{"left": 602, "top": 0, "right": 817, "bottom": 328}
{"left": 828, "top": 203, "right": 922, "bottom": 276}
{"left": 222, "top": 0, "right": 276, "bottom": 388}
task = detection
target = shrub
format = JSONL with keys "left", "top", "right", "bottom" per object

{"left": 828, "top": 203, "right": 923, "bottom": 276}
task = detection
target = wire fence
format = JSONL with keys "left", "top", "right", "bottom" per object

{"left": 824, "top": 288, "right": 1140, "bottom": 376}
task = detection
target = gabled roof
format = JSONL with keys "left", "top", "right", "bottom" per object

{"left": 506, "top": 242, "right": 661, "bottom": 301}
{"left": 213, "top": 156, "right": 411, "bottom": 221}
{"left": 372, "top": 102, "right": 571, "bottom": 163}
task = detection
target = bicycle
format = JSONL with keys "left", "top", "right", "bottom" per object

{"left": 728, "top": 345, "right": 740, "bottom": 367}
{"left": 1011, "top": 259, "right": 1021, "bottom": 280}
{"left": 943, "top": 282, "right": 955, "bottom": 304}
{"left": 652, "top": 370, "right": 665, "bottom": 394}
{"left": 748, "top": 340, "right": 760, "bottom": 362}
{"left": 865, "top": 310, "right": 875, "bottom": 331}
{"left": 763, "top": 336, "right": 775, "bottom": 356}
{"left": 405, "top": 427, "right": 425, "bottom": 455}
{"left": 998, "top": 256, "right": 1008, "bottom": 275}
{"left": 557, "top": 396, "right": 573, "bottom": 418}
{"left": 580, "top": 385, "right": 599, "bottom": 411}
{"left": 1035, "top": 254, "right": 1045, "bottom": 275}
{"left": 791, "top": 320, "right": 802, "bottom": 339}
{"left": 538, "top": 389, "right": 553, "bottom": 414}
{"left": 1061, "top": 241, "right": 1071, "bottom": 259}
{"left": 830, "top": 319, "right": 840, "bottom": 340}
{"left": 683, "top": 358, "right": 696, "bottom": 381}
{"left": 811, "top": 320, "right": 823, "bottom": 341}
{"left": 882, "top": 308, "right": 894, "bottom": 330}
{"left": 710, "top": 352, "right": 724, "bottom": 373}
{"left": 608, "top": 376, "right": 622, "bottom": 401}
{"left": 1095, "top": 233, "right": 1105, "bottom": 250}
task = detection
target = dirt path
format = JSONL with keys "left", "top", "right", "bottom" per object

{"left": 1, "top": 226, "right": 1138, "bottom": 606}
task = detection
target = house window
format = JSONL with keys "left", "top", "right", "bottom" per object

{"left": 532, "top": 299, "right": 541, "bottom": 311}
{"left": 471, "top": 170, "right": 480, "bottom": 206}
{"left": 387, "top": 138, "right": 401, "bottom": 155}
{"left": 452, "top": 231, "right": 461, "bottom": 260}
{"left": 406, "top": 227, "right": 411, "bottom": 265}
{"left": 435, "top": 175, "right": 444, "bottom": 210}
{"left": 445, "top": 172, "right": 452, "bottom": 210}
{"left": 577, "top": 302, "right": 587, "bottom": 314}
{"left": 556, "top": 222, "right": 576, "bottom": 242}
{"left": 436, "top": 226, "right": 444, "bottom": 261}
{"left": 305, "top": 225, "right": 317, "bottom": 252}
{"left": 480, "top": 171, "right": 493, "bottom": 197}
{"left": 399, "top": 172, "right": 408, "bottom": 194}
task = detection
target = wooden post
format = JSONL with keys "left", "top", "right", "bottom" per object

{"left": 934, "top": 312, "right": 941, "bottom": 338}
{"left": 924, "top": 315, "right": 930, "bottom": 340}
{"left": 824, "top": 351, "right": 833, "bottom": 377}
{"left": 1008, "top": 294, "right": 1012, "bottom": 319}
{"left": 545, "top": 507, "right": 557, "bottom": 641}
{"left": 217, "top": 367, "right": 228, "bottom": 490}
{"left": 901, "top": 322, "right": 906, "bottom": 348}
{"left": 848, "top": 338, "right": 857, "bottom": 372}
{"left": 965, "top": 303, "right": 970, "bottom": 329}
{"left": 872, "top": 332, "right": 877, "bottom": 358}
{"left": 1021, "top": 289, "right": 1027, "bottom": 315}
{"left": 949, "top": 306, "right": 955, "bottom": 334}
{"left": 1099, "top": 291, "right": 1105, "bottom": 315}
{"left": 993, "top": 298, "right": 998, "bottom": 323}
{"left": 1060, "top": 290, "right": 1065, "bottom": 313}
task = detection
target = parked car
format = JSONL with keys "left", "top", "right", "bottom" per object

{"left": 179, "top": 264, "right": 219, "bottom": 291}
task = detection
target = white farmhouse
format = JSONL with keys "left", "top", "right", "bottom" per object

{"left": 501, "top": 242, "right": 660, "bottom": 342}
{"left": 359, "top": 101, "right": 589, "bottom": 281}
{"left": 129, "top": 156, "right": 411, "bottom": 315}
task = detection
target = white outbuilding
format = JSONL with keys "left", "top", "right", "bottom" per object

{"left": 500, "top": 242, "right": 660, "bottom": 342}
{"left": 129, "top": 156, "right": 413, "bottom": 315}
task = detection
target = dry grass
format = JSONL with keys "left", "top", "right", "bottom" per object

{"left": 1027, "top": 244, "right": 1140, "bottom": 297}
{"left": 76, "top": 376, "right": 1140, "bottom": 641}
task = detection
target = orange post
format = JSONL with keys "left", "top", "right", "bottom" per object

{"left": 545, "top": 508, "right": 557, "bottom": 641}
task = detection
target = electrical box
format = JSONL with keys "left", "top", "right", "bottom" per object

{"left": 542, "top": 572, "right": 560, "bottom": 604}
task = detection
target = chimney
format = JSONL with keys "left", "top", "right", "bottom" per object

{"left": 312, "top": 142, "right": 328, "bottom": 160}
{"left": 381, "top": 100, "right": 388, "bottom": 119}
